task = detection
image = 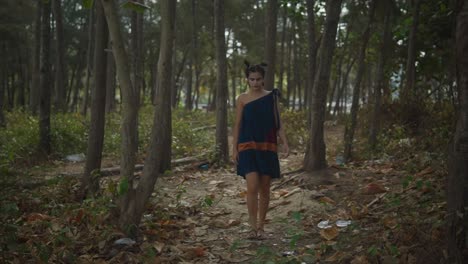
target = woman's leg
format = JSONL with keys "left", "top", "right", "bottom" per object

{"left": 245, "top": 172, "right": 260, "bottom": 233}
{"left": 258, "top": 174, "right": 272, "bottom": 233}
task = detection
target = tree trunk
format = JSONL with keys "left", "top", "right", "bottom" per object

{"left": 39, "top": 0, "right": 52, "bottom": 155}
{"left": 82, "top": 2, "right": 96, "bottom": 116}
{"left": 30, "top": 0, "right": 42, "bottom": 115}
{"left": 106, "top": 43, "right": 116, "bottom": 113}
{"left": 278, "top": 5, "right": 287, "bottom": 95}
{"left": 264, "top": 0, "right": 278, "bottom": 91}
{"left": 343, "top": 0, "right": 376, "bottom": 162}
{"left": 400, "top": 0, "right": 421, "bottom": 130}
{"left": 101, "top": 0, "right": 139, "bottom": 233}
{"left": 0, "top": 44, "right": 6, "bottom": 128}
{"left": 80, "top": 0, "right": 108, "bottom": 199}
{"left": 118, "top": 0, "right": 176, "bottom": 234}
{"left": 306, "top": 0, "right": 317, "bottom": 113}
{"left": 52, "top": 0, "right": 67, "bottom": 112}
{"left": 303, "top": 0, "right": 342, "bottom": 171}
{"left": 447, "top": 1, "right": 468, "bottom": 262}
{"left": 214, "top": 0, "right": 229, "bottom": 163}
{"left": 369, "top": 8, "right": 392, "bottom": 151}
{"left": 333, "top": 56, "right": 355, "bottom": 116}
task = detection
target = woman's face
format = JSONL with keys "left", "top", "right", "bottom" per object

{"left": 247, "top": 72, "right": 264, "bottom": 91}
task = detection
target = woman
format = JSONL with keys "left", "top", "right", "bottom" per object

{"left": 232, "top": 61, "right": 289, "bottom": 239}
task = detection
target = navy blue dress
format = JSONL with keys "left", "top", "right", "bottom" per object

{"left": 236, "top": 89, "right": 281, "bottom": 179}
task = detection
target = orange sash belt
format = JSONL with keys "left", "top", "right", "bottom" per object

{"left": 238, "top": 141, "right": 277, "bottom": 152}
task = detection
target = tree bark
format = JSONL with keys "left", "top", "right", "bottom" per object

{"left": 101, "top": 0, "right": 139, "bottom": 233}
{"left": 400, "top": 0, "right": 421, "bottom": 130}
{"left": 447, "top": 1, "right": 468, "bottom": 262}
{"left": 82, "top": 2, "right": 96, "bottom": 116}
{"left": 369, "top": 7, "right": 392, "bottom": 151}
{"left": 52, "top": 0, "right": 67, "bottom": 112}
{"left": 0, "top": 44, "right": 5, "bottom": 128}
{"left": 38, "top": 0, "right": 52, "bottom": 155}
{"left": 119, "top": 0, "right": 176, "bottom": 234}
{"left": 278, "top": 5, "right": 287, "bottom": 96}
{"left": 106, "top": 43, "right": 116, "bottom": 113}
{"left": 30, "top": 0, "right": 42, "bottom": 114}
{"left": 303, "top": 0, "right": 342, "bottom": 171}
{"left": 264, "top": 0, "right": 278, "bottom": 91}
{"left": 343, "top": 0, "right": 376, "bottom": 162}
{"left": 80, "top": 0, "right": 108, "bottom": 199}
{"left": 214, "top": 0, "right": 229, "bottom": 163}
{"left": 306, "top": 0, "right": 317, "bottom": 113}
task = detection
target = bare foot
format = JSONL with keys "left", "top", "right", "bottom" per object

{"left": 256, "top": 228, "right": 267, "bottom": 240}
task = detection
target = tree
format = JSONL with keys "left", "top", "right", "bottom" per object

{"left": 102, "top": 0, "right": 176, "bottom": 233}
{"left": 80, "top": 0, "right": 108, "bottom": 198}
{"left": 400, "top": 0, "right": 421, "bottom": 130}
{"left": 447, "top": 1, "right": 468, "bottom": 262}
{"left": 343, "top": 0, "right": 376, "bottom": 162}
{"left": 303, "top": 0, "right": 343, "bottom": 171}
{"left": 264, "top": 0, "right": 278, "bottom": 91}
{"left": 100, "top": 0, "right": 139, "bottom": 232}
{"left": 30, "top": 0, "right": 41, "bottom": 114}
{"left": 52, "top": 0, "right": 67, "bottom": 112}
{"left": 214, "top": 0, "right": 228, "bottom": 163}
{"left": 306, "top": 0, "right": 317, "bottom": 113}
{"left": 38, "top": 0, "right": 52, "bottom": 155}
{"left": 369, "top": 0, "right": 393, "bottom": 151}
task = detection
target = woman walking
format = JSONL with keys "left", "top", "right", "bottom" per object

{"left": 232, "top": 61, "right": 289, "bottom": 239}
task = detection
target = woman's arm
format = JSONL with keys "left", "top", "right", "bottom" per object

{"left": 232, "top": 95, "right": 244, "bottom": 164}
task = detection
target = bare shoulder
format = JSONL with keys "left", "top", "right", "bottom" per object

{"left": 237, "top": 93, "right": 249, "bottom": 105}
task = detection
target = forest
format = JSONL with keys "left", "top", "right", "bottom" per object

{"left": 0, "top": 0, "right": 467, "bottom": 263}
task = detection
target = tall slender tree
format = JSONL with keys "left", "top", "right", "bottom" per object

{"left": 100, "top": 0, "right": 139, "bottom": 232}
{"left": 447, "top": 1, "right": 468, "bottom": 262}
{"left": 303, "top": 0, "right": 342, "bottom": 171}
{"left": 214, "top": 0, "right": 228, "bottom": 163}
{"left": 400, "top": 0, "right": 421, "bottom": 129}
{"left": 80, "top": 0, "right": 108, "bottom": 198}
{"left": 343, "top": 0, "right": 376, "bottom": 162}
{"left": 52, "top": 0, "right": 67, "bottom": 112}
{"left": 264, "top": 0, "right": 278, "bottom": 91}
{"left": 30, "top": 0, "right": 41, "bottom": 114}
{"left": 116, "top": 0, "right": 176, "bottom": 232}
{"left": 306, "top": 0, "right": 317, "bottom": 112}
{"left": 369, "top": 1, "right": 393, "bottom": 151}
{"left": 38, "top": 0, "right": 52, "bottom": 155}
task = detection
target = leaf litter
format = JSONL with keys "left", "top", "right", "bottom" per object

{"left": 0, "top": 125, "right": 448, "bottom": 263}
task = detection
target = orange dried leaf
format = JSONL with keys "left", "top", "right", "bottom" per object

{"left": 26, "top": 213, "right": 51, "bottom": 223}
{"left": 415, "top": 167, "right": 434, "bottom": 177}
{"left": 320, "top": 226, "right": 339, "bottom": 240}
{"left": 318, "top": 196, "right": 336, "bottom": 205}
{"left": 193, "top": 247, "right": 206, "bottom": 257}
{"left": 362, "top": 183, "right": 387, "bottom": 195}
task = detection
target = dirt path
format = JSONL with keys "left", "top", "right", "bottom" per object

{"left": 18, "top": 124, "right": 445, "bottom": 263}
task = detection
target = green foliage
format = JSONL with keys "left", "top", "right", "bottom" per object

{"left": 50, "top": 113, "right": 87, "bottom": 157}
{"left": 118, "top": 177, "right": 129, "bottom": 196}
{"left": 81, "top": 0, "right": 93, "bottom": 9}
{"left": 281, "top": 109, "right": 308, "bottom": 150}
{"left": 0, "top": 111, "right": 87, "bottom": 169}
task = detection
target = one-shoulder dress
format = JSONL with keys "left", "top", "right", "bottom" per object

{"left": 236, "top": 89, "right": 281, "bottom": 179}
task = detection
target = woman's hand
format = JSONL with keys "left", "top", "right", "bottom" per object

{"left": 232, "top": 149, "right": 239, "bottom": 165}
{"left": 281, "top": 143, "right": 289, "bottom": 158}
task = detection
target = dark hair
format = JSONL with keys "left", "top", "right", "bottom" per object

{"left": 244, "top": 60, "right": 267, "bottom": 78}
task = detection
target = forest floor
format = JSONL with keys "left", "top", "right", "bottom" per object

{"left": 1, "top": 125, "right": 448, "bottom": 263}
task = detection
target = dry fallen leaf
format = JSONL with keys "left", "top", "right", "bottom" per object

{"left": 318, "top": 196, "right": 336, "bottom": 205}
{"left": 362, "top": 183, "right": 387, "bottom": 195}
{"left": 26, "top": 213, "right": 51, "bottom": 223}
{"left": 319, "top": 226, "right": 339, "bottom": 240}
{"left": 415, "top": 166, "right": 434, "bottom": 177}
{"left": 325, "top": 251, "right": 345, "bottom": 262}
{"left": 382, "top": 217, "right": 398, "bottom": 229}
{"left": 350, "top": 255, "right": 370, "bottom": 264}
